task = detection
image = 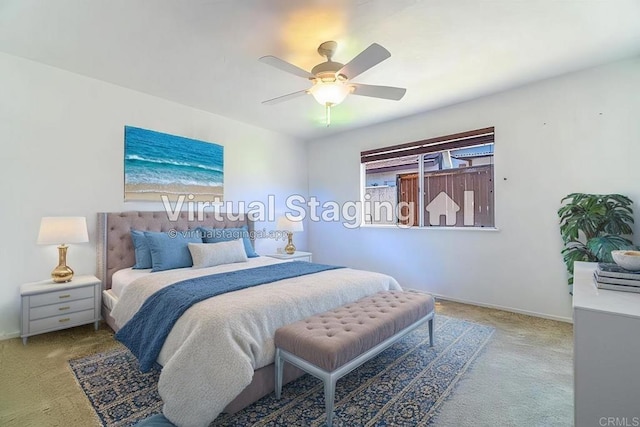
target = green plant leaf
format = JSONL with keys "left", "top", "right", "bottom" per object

{"left": 559, "top": 203, "right": 602, "bottom": 242}
{"left": 562, "top": 243, "right": 595, "bottom": 273}
{"left": 601, "top": 196, "right": 634, "bottom": 235}
{"left": 586, "top": 235, "right": 636, "bottom": 263}
{"left": 561, "top": 242, "right": 595, "bottom": 288}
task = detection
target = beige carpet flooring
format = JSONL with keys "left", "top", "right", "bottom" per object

{"left": 434, "top": 301, "right": 573, "bottom": 426}
{"left": 0, "top": 300, "right": 573, "bottom": 427}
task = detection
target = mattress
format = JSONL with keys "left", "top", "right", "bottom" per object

{"left": 102, "top": 289, "right": 118, "bottom": 311}
{"left": 111, "top": 267, "right": 153, "bottom": 298}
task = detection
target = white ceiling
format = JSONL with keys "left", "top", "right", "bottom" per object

{"left": 1, "top": 0, "right": 639, "bottom": 140}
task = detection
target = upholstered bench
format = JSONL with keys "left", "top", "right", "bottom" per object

{"left": 274, "top": 290, "right": 435, "bottom": 426}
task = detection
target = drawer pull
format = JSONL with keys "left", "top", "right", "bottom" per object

{"left": 59, "top": 294, "right": 71, "bottom": 299}
{"left": 59, "top": 318, "right": 70, "bottom": 323}
{"left": 58, "top": 306, "right": 70, "bottom": 311}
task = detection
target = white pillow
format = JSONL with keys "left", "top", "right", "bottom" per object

{"left": 188, "top": 239, "right": 248, "bottom": 268}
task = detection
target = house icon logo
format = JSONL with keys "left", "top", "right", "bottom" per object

{"left": 425, "top": 191, "right": 476, "bottom": 226}
{"left": 426, "top": 192, "right": 459, "bottom": 226}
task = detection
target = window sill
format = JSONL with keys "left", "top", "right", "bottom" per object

{"left": 359, "top": 223, "right": 500, "bottom": 231}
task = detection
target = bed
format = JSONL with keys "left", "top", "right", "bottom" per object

{"left": 97, "top": 211, "right": 402, "bottom": 426}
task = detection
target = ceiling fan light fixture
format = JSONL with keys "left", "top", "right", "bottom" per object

{"left": 309, "top": 80, "right": 352, "bottom": 106}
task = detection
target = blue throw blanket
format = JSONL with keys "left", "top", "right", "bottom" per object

{"left": 116, "top": 261, "right": 344, "bottom": 372}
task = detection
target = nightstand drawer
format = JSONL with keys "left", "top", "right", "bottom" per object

{"left": 266, "top": 251, "right": 313, "bottom": 262}
{"left": 29, "top": 309, "right": 96, "bottom": 334}
{"left": 29, "top": 286, "right": 94, "bottom": 307}
{"left": 29, "top": 298, "right": 95, "bottom": 320}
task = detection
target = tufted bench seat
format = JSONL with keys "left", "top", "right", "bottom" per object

{"left": 274, "top": 290, "right": 435, "bottom": 426}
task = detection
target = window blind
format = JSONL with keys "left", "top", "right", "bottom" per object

{"left": 360, "top": 127, "right": 495, "bottom": 163}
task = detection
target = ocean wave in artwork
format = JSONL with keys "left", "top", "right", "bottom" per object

{"left": 125, "top": 155, "right": 223, "bottom": 173}
{"left": 125, "top": 172, "right": 223, "bottom": 187}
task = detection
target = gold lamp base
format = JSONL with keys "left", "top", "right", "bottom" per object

{"left": 284, "top": 232, "right": 296, "bottom": 255}
{"left": 51, "top": 245, "right": 74, "bottom": 283}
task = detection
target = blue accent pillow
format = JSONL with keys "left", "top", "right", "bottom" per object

{"left": 144, "top": 231, "right": 203, "bottom": 272}
{"left": 198, "top": 225, "right": 258, "bottom": 258}
{"left": 131, "top": 230, "right": 152, "bottom": 269}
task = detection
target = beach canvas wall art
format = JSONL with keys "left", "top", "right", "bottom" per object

{"left": 124, "top": 126, "right": 224, "bottom": 202}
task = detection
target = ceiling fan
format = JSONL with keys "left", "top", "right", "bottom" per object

{"left": 259, "top": 41, "right": 406, "bottom": 126}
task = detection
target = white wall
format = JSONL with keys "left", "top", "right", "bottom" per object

{"left": 307, "top": 56, "right": 640, "bottom": 322}
{"left": 0, "top": 52, "right": 308, "bottom": 338}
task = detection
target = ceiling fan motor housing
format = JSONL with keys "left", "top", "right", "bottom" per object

{"left": 311, "top": 61, "right": 346, "bottom": 82}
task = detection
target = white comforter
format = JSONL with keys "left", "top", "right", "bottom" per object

{"left": 111, "top": 257, "right": 401, "bottom": 427}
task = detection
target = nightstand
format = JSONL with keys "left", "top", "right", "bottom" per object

{"left": 266, "top": 251, "right": 313, "bottom": 262}
{"left": 20, "top": 275, "right": 101, "bottom": 345}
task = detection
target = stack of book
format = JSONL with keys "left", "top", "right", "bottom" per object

{"left": 594, "top": 263, "right": 640, "bottom": 293}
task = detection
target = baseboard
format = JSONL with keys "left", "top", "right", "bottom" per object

{"left": 0, "top": 331, "right": 20, "bottom": 341}
{"left": 430, "top": 293, "right": 573, "bottom": 324}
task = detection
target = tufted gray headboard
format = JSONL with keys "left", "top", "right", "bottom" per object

{"left": 96, "top": 211, "right": 255, "bottom": 290}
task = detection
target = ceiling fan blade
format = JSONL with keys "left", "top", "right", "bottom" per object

{"left": 262, "top": 89, "right": 308, "bottom": 105}
{"left": 338, "top": 43, "right": 391, "bottom": 80}
{"left": 259, "top": 56, "right": 315, "bottom": 79}
{"left": 351, "top": 83, "right": 406, "bottom": 100}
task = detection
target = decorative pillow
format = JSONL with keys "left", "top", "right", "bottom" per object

{"left": 143, "top": 231, "right": 203, "bottom": 272}
{"left": 198, "top": 225, "right": 259, "bottom": 258}
{"left": 130, "top": 229, "right": 152, "bottom": 269}
{"left": 188, "top": 239, "right": 248, "bottom": 269}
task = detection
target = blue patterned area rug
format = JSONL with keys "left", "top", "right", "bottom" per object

{"left": 69, "top": 316, "right": 494, "bottom": 426}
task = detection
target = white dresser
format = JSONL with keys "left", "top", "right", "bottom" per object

{"left": 20, "top": 275, "right": 101, "bottom": 344}
{"left": 573, "top": 262, "right": 640, "bottom": 426}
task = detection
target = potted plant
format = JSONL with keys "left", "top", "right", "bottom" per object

{"left": 558, "top": 193, "right": 637, "bottom": 287}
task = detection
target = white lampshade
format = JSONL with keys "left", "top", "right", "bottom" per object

{"left": 37, "top": 217, "right": 89, "bottom": 245}
{"left": 277, "top": 216, "right": 304, "bottom": 233}
{"left": 309, "top": 80, "right": 352, "bottom": 106}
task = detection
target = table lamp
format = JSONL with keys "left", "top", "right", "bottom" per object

{"left": 37, "top": 216, "right": 89, "bottom": 283}
{"left": 277, "top": 216, "right": 304, "bottom": 255}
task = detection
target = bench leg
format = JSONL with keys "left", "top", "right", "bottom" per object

{"left": 428, "top": 317, "right": 434, "bottom": 347}
{"left": 324, "top": 377, "right": 336, "bottom": 427}
{"left": 275, "top": 348, "right": 283, "bottom": 400}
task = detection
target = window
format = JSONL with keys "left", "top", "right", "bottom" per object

{"left": 362, "top": 127, "right": 495, "bottom": 228}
